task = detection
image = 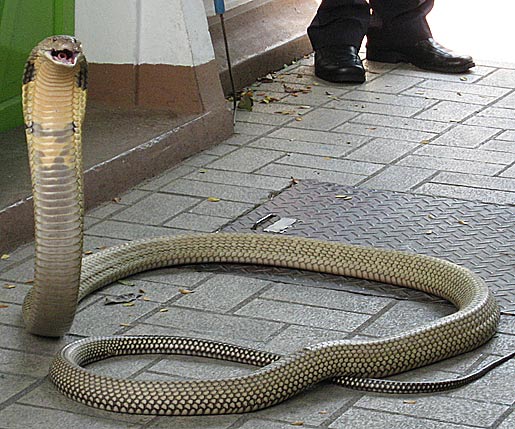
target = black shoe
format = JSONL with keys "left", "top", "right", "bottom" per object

{"left": 314, "top": 46, "right": 366, "bottom": 83}
{"left": 366, "top": 38, "right": 475, "bottom": 73}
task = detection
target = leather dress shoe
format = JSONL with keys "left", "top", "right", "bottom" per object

{"left": 314, "top": 45, "right": 366, "bottom": 83}
{"left": 366, "top": 38, "right": 475, "bottom": 73}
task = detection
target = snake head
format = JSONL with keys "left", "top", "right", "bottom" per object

{"left": 40, "top": 35, "right": 84, "bottom": 68}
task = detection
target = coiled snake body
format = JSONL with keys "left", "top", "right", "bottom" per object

{"left": 22, "top": 36, "right": 501, "bottom": 415}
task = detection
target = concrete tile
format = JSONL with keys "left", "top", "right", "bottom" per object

{"left": 361, "top": 74, "right": 423, "bottom": 94}
{"left": 161, "top": 179, "right": 271, "bottom": 203}
{"left": 85, "top": 220, "right": 180, "bottom": 241}
{"left": 333, "top": 123, "right": 436, "bottom": 142}
{"left": 492, "top": 91, "right": 515, "bottom": 109}
{"left": 261, "top": 283, "right": 391, "bottom": 315}
{"left": 415, "top": 144, "right": 515, "bottom": 164}
{"left": 429, "top": 124, "right": 501, "bottom": 148}
{"left": 99, "top": 278, "right": 181, "bottom": 304}
{"left": 0, "top": 372, "right": 38, "bottom": 402}
{"left": 415, "top": 100, "right": 482, "bottom": 122}
{"left": 149, "top": 415, "right": 239, "bottom": 429}
{"left": 233, "top": 122, "right": 275, "bottom": 136}
{"left": 465, "top": 115, "right": 515, "bottom": 130}
{"left": 398, "top": 155, "right": 502, "bottom": 175}
{"left": 165, "top": 212, "right": 229, "bottom": 232}
{"left": 204, "top": 143, "right": 239, "bottom": 157}
{"left": 361, "top": 165, "right": 435, "bottom": 192}
{"left": 346, "top": 138, "right": 417, "bottom": 163}
{"left": 498, "top": 410, "right": 515, "bottom": 429}
{"left": 0, "top": 349, "right": 53, "bottom": 379}
{"left": 222, "top": 133, "right": 256, "bottom": 146}
{"left": 353, "top": 395, "right": 508, "bottom": 427}
{"left": 269, "top": 127, "right": 371, "bottom": 146}
{"left": 175, "top": 274, "right": 270, "bottom": 312}
{"left": 362, "top": 300, "right": 454, "bottom": 337}
{"left": 236, "top": 110, "right": 295, "bottom": 126}
{"left": 144, "top": 306, "right": 284, "bottom": 344}
{"left": 130, "top": 266, "right": 212, "bottom": 286}
{"left": 327, "top": 98, "right": 423, "bottom": 117}
{"left": 190, "top": 199, "right": 254, "bottom": 219}
{"left": 415, "top": 182, "right": 515, "bottom": 205}
{"left": 497, "top": 130, "right": 515, "bottom": 141}
{"left": 330, "top": 407, "right": 474, "bottom": 429}
{"left": 286, "top": 108, "right": 358, "bottom": 131}
{"left": 112, "top": 193, "right": 200, "bottom": 226}
{"left": 87, "top": 202, "right": 123, "bottom": 219}
{"left": 71, "top": 297, "right": 160, "bottom": 336}
{"left": 206, "top": 147, "right": 283, "bottom": 173}
{"left": 431, "top": 171, "right": 515, "bottom": 192}
{"left": 0, "top": 403, "right": 142, "bottom": 429}
{"left": 277, "top": 153, "right": 382, "bottom": 175}
{"left": 0, "top": 324, "right": 71, "bottom": 357}
{"left": 418, "top": 79, "right": 510, "bottom": 97}
{"left": 0, "top": 281, "right": 31, "bottom": 305}
{"left": 182, "top": 152, "right": 220, "bottom": 167}
{"left": 184, "top": 168, "right": 290, "bottom": 190}
{"left": 137, "top": 165, "right": 197, "bottom": 191}
{"left": 500, "top": 163, "right": 515, "bottom": 178}
{"left": 403, "top": 87, "right": 500, "bottom": 105}
{"left": 235, "top": 299, "right": 370, "bottom": 332}
{"left": 351, "top": 113, "right": 451, "bottom": 133}
{"left": 249, "top": 137, "right": 354, "bottom": 158}
{"left": 479, "top": 106, "right": 515, "bottom": 119}
{"left": 339, "top": 90, "right": 434, "bottom": 108}
{"left": 478, "top": 68, "right": 515, "bottom": 87}
{"left": 0, "top": 259, "right": 34, "bottom": 283}
{"left": 237, "top": 419, "right": 306, "bottom": 429}
{"left": 256, "top": 163, "right": 364, "bottom": 185}
{"left": 390, "top": 65, "right": 490, "bottom": 82}
{"left": 0, "top": 302, "right": 23, "bottom": 327}
{"left": 82, "top": 236, "right": 129, "bottom": 252}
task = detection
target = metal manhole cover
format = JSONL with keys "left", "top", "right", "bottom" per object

{"left": 213, "top": 180, "right": 515, "bottom": 313}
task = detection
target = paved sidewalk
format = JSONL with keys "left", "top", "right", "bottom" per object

{"left": 1, "top": 54, "right": 515, "bottom": 428}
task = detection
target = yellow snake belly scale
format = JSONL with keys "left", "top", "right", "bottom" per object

{"left": 21, "top": 36, "right": 501, "bottom": 416}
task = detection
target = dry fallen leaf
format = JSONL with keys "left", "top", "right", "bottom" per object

{"left": 112, "top": 197, "right": 122, "bottom": 203}
{"left": 0, "top": 254, "right": 10, "bottom": 260}
{"left": 460, "top": 76, "right": 468, "bottom": 81}
{"left": 420, "top": 140, "right": 430, "bottom": 144}
{"left": 425, "top": 230, "right": 434, "bottom": 235}
{"left": 295, "top": 117, "right": 303, "bottom": 121}
{"left": 0, "top": 304, "right": 9, "bottom": 309}
{"left": 318, "top": 410, "right": 328, "bottom": 415}
{"left": 122, "top": 302, "right": 135, "bottom": 307}
{"left": 84, "top": 250, "right": 93, "bottom": 255}
{"left": 207, "top": 197, "right": 221, "bottom": 202}
{"left": 403, "top": 400, "right": 417, "bottom": 405}
{"left": 142, "top": 296, "right": 151, "bottom": 301}
{"left": 25, "top": 279, "right": 34, "bottom": 284}
{"left": 179, "top": 288, "right": 194, "bottom": 295}
{"left": 458, "top": 219, "right": 469, "bottom": 225}
{"left": 118, "top": 280, "right": 135, "bottom": 286}
{"left": 291, "top": 422, "right": 304, "bottom": 426}
{"left": 3, "top": 284, "right": 16, "bottom": 289}
{"left": 159, "top": 308, "right": 169, "bottom": 313}
{"left": 335, "top": 195, "right": 353, "bottom": 200}
{"left": 119, "top": 323, "right": 132, "bottom": 327}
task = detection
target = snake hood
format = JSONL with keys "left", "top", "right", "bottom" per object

{"left": 38, "top": 35, "right": 84, "bottom": 68}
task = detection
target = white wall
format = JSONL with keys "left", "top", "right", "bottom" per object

{"left": 76, "top": 0, "right": 215, "bottom": 66}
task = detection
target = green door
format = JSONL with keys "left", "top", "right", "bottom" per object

{"left": 0, "top": 0, "right": 74, "bottom": 132}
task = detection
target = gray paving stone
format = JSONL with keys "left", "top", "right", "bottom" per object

{"left": 339, "top": 89, "right": 434, "bottom": 108}
{"left": 497, "top": 130, "right": 515, "bottom": 141}
{"left": 161, "top": 179, "right": 271, "bottom": 204}
{"left": 346, "top": 138, "right": 417, "bottom": 163}
{"left": 0, "top": 349, "right": 53, "bottom": 378}
{"left": 465, "top": 115, "right": 515, "bottom": 130}
{"left": 253, "top": 384, "right": 356, "bottom": 427}
{"left": 492, "top": 91, "right": 515, "bottom": 110}
{"left": 137, "top": 165, "right": 197, "bottom": 191}
{"left": 478, "top": 68, "right": 515, "bottom": 87}
{"left": 115, "top": 188, "right": 152, "bottom": 205}
{"left": 354, "top": 395, "right": 508, "bottom": 427}
{"left": 205, "top": 147, "right": 283, "bottom": 173}
{"left": 415, "top": 144, "right": 515, "bottom": 164}
{"left": 397, "top": 154, "right": 502, "bottom": 175}
{"left": 479, "top": 106, "right": 515, "bottom": 119}
{"left": 144, "top": 306, "right": 284, "bottom": 343}
{"left": 71, "top": 297, "right": 160, "bottom": 336}
{"left": 0, "top": 259, "right": 34, "bottom": 283}
{"left": 327, "top": 98, "right": 423, "bottom": 117}
{"left": 277, "top": 153, "right": 382, "bottom": 175}
{"left": 361, "top": 165, "right": 435, "bottom": 192}
{"left": 189, "top": 199, "right": 254, "bottom": 219}
{"left": 82, "top": 236, "right": 129, "bottom": 253}
{"left": 0, "top": 372, "right": 37, "bottom": 402}
{"left": 415, "top": 182, "right": 515, "bottom": 205}
{"left": 237, "top": 419, "right": 306, "bottom": 429}
{"left": 333, "top": 123, "right": 436, "bottom": 142}
{"left": 390, "top": 65, "right": 491, "bottom": 82}
{"left": 112, "top": 193, "right": 200, "bottom": 225}
{"left": 0, "top": 403, "right": 142, "bottom": 429}
{"left": 500, "top": 163, "right": 515, "bottom": 178}
{"left": 429, "top": 124, "right": 500, "bottom": 148}
{"left": 204, "top": 143, "right": 239, "bottom": 157}
{"left": 233, "top": 122, "right": 275, "bottom": 136}
{"left": 0, "top": 281, "right": 31, "bottom": 305}
{"left": 236, "top": 110, "right": 295, "bottom": 126}
{"left": 361, "top": 74, "right": 423, "bottom": 94}
{"left": 85, "top": 220, "right": 181, "bottom": 241}
{"left": 256, "top": 163, "right": 364, "bottom": 186}
{"left": 222, "top": 133, "right": 256, "bottom": 146}
{"left": 418, "top": 78, "right": 510, "bottom": 97}
{"left": 87, "top": 202, "right": 124, "bottom": 219}
{"left": 175, "top": 274, "right": 270, "bottom": 313}
{"left": 351, "top": 113, "right": 451, "bottom": 133}
{"left": 183, "top": 152, "right": 220, "bottom": 167}
{"left": 269, "top": 127, "right": 370, "bottom": 146}
{"left": 99, "top": 278, "right": 181, "bottom": 304}
{"left": 0, "top": 302, "right": 23, "bottom": 327}
{"left": 279, "top": 85, "right": 349, "bottom": 107}
{"left": 165, "top": 212, "right": 229, "bottom": 232}
{"left": 149, "top": 415, "right": 239, "bottom": 429}
{"left": 130, "top": 267, "right": 213, "bottom": 287}
{"left": 184, "top": 168, "right": 290, "bottom": 190}
{"left": 249, "top": 137, "right": 354, "bottom": 158}
{"left": 403, "top": 87, "right": 500, "bottom": 105}
{"left": 287, "top": 108, "right": 357, "bottom": 131}
{"left": 498, "top": 410, "right": 515, "bottom": 429}
{"left": 261, "top": 283, "right": 391, "bottom": 315}
{"left": 431, "top": 171, "right": 515, "bottom": 192}
{"left": 235, "top": 299, "right": 370, "bottom": 332}
{"left": 362, "top": 300, "right": 454, "bottom": 337}
{"left": 415, "top": 100, "right": 482, "bottom": 122}
{"left": 330, "top": 407, "right": 474, "bottom": 429}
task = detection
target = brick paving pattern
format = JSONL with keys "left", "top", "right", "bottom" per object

{"left": 1, "top": 55, "right": 515, "bottom": 428}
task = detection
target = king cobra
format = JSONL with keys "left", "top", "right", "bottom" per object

{"left": 21, "top": 35, "right": 507, "bottom": 416}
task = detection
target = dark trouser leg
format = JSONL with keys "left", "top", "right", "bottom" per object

{"left": 367, "top": 0, "right": 434, "bottom": 47}
{"left": 307, "top": 0, "right": 370, "bottom": 50}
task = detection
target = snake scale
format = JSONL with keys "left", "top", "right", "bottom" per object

{"left": 21, "top": 36, "right": 503, "bottom": 416}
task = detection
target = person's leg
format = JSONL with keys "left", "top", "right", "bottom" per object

{"left": 308, "top": 0, "right": 370, "bottom": 83}
{"left": 307, "top": 0, "right": 370, "bottom": 50}
{"left": 366, "top": 0, "right": 474, "bottom": 73}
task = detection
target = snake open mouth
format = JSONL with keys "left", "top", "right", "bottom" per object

{"left": 50, "top": 49, "right": 78, "bottom": 66}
